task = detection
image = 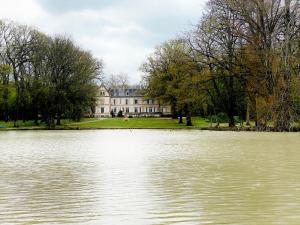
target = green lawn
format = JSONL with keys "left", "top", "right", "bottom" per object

{"left": 66, "top": 117, "right": 211, "bottom": 129}
{"left": 0, "top": 117, "right": 211, "bottom": 130}
{"left": 2, "top": 117, "right": 299, "bottom": 130}
{"left": 0, "top": 120, "right": 40, "bottom": 128}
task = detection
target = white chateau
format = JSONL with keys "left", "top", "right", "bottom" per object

{"left": 95, "top": 85, "right": 172, "bottom": 117}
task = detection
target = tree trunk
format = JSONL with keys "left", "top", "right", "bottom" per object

{"left": 240, "top": 118, "right": 243, "bottom": 127}
{"left": 255, "top": 96, "right": 268, "bottom": 129}
{"left": 216, "top": 117, "right": 220, "bottom": 128}
{"left": 186, "top": 116, "right": 192, "bottom": 126}
{"left": 228, "top": 96, "right": 235, "bottom": 127}
{"left": 228, "top": 100, "right": 235, "bottom": 127}
{"left": 274, "top": 90, "right": 291, "bottom": 131}
{"left": 246, "top": 98, "right": 250, "bottom": 126}
{"left": 34, "top": 107, "right": 39, "bottom": 126}
{"left": 274, "top": 0, "right": 293, "bottom": 131}
{"left": 178, "top": 111, "right": 183, "bottom": 124}
{"left": 185, "top": 104, "right": 192, "bottom": 126}
{"left": 228, "top": 114, "right": 235, "bottom": 127}
{"left": 56, "top": 114, "right": 61, "bottom": 126}
{"left": 13, "top": 71, "right": 20, "bottom": 128}
{"left": 47, "top": 115, "right": 56, "bottom": 129}
{"left": 2, "top": 77, "right": 9, "bottom": 122}
{"left": 171, "top": 101, "right": 177, "bottom": 119}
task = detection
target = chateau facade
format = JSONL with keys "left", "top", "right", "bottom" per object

{"left": 95, "top": 85, "right": 172, "bottom": 117}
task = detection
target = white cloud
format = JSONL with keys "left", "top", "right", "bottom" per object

{"left": 0, "top": 0, "right": 45, "bottom": 23}
{"left": 0, "top": 0, "right": 207, "bottom": 84}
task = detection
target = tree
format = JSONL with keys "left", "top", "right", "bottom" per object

{"left": 0, "top": 20, "right": 104, "bottom": 128}
{"left": 141, "top": 0, "right": 300, "bottom": 130}
{"left": 0, "top": 64, "right": 12, "bottom": 121}
{"left": 186, "top": 1, "right": 248, "bottom": 127}
{"left": 223, "top": 0, "right": 300, "bottom": 130}
{"left": 0, "top": 21, "right": 34, "bottom": 126}
{"left": 273, "top": 0, "right": 300, "bottom": 130}
{"left": 40, "top": 36, "right": 102, "bottom": 127}
{"left": 105, "top": 73, "right": 129, "bottom": 89}
{"left": 142, "top": 39, "right": 199, "bottom": 126}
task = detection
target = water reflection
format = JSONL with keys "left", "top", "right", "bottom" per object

{"left": 0, "top": 130, "right": 299, "bottom": 224}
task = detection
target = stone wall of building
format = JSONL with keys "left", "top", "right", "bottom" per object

{"left": 95, "top": 86, "right": 172, "bottom": 118}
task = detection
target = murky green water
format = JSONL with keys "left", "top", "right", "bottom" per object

{"left": 0, "top": 130, "right": 299, "bottom": 225}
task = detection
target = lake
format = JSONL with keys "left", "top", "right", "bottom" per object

{"left": 0, "top": 130, "right": 299, "bottom": 224}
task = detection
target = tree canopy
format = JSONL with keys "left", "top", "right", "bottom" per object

{"left": 142, "top": 0, "right": 300, "bottom": 130}
{"left": 0, "top": 20, "right": 103, "bottom": 128}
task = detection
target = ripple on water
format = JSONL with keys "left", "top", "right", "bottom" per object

{"left": 0, "top": 130, "right": 299, "bottom": 224}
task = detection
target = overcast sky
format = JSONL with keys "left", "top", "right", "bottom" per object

{"left": 0, "top": 0, "right": 207, "bottom": 83}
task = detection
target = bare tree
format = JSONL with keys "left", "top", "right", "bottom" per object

{"left": 105, "top": 72, "right": 129, "bottom": 89}
{"left": 273, "top": 0, "right": 300, "bottom": 130}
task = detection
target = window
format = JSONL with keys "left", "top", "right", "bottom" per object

{"left": 149, "top": 108, "right": 153, "bottom": 113}
{"left": 101, "top": 107, "right": 105, "bottom": 113}
{"left": 113, "top": 99, "right": 116, "bottom": 105}
{"left": 134, "top": 99, "right": 138, "bottom": 104}
{"left": 126, "top": 92, "right": 129, "bottom": 96}
{"left": 100, "top": 91, "right": 105, "bottom": 96}
{"left": 134, "top": 107, "right": 139, "bottom": 113}
{"left": 126, "top": 107, "right": 129, "bottom": 113}
{"left": 113, "top": 108, "right": 117, "bottom": 113}
{"left": 126, "top": 99, "right": 128, "bottom": 105}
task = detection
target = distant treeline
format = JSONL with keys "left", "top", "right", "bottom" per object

{"left": 142, "top": 0, "right": 300, "bottom": 131}
{"left": 0, "top": 20, "right": 103, "bottom": 128}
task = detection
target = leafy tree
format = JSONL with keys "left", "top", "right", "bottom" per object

{"left": 0, "top": 64, "right": 12, "bottom": 121}
{"left": 142, "top": 39, "right": 199, "bottom": 126}
{"left": 0, "top": 20, "right": 103, "bottom": 128}
{"left": 143, "top": 0, "right": 300, "bottom": 130}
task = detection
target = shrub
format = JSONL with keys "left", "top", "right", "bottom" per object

{"left": 117, "top": 110, "right": 123, "bottom": 117}
{"left": 110, "top": 110, "right": 115, "bottom": 118}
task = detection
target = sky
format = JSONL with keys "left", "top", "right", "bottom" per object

{"left": 0, "top": 0, "right": 207, "bottom": 83}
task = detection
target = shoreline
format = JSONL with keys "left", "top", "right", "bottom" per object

{"left": 1, "top": 126, "right": 300, "bottom": 132}
{"left": 1, "top": 118, "right": 299, "bottom": 132}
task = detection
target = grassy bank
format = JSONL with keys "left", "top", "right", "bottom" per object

{"left": 1, "top": 118, "right": 299, "bottom": 131}
{"left": 0, "top": 117, "right": 211, "bottom": 130}
{"left": 67, "top": 117, "right": 211, "bottom": 129}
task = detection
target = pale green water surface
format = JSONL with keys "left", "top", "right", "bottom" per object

{"left": 0, "top": 130, "right": 299, "bottom": 224}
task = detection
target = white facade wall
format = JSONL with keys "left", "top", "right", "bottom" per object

{"left": 110, "top": 97, "right": 160, "bottom": 114}
{"left": 95, "top": 87, "right": 111, "bottom": 117}
{"left": 95, "top": 86, "right": 172, "bottom": 117}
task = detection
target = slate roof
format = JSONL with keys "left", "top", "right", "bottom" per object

{"left": 109, "top": 87, "right": 143, "bottom": 97}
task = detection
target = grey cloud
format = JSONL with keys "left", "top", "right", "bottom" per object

{"left": 21, "top": 0, "right": 207, "bottom": 82}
